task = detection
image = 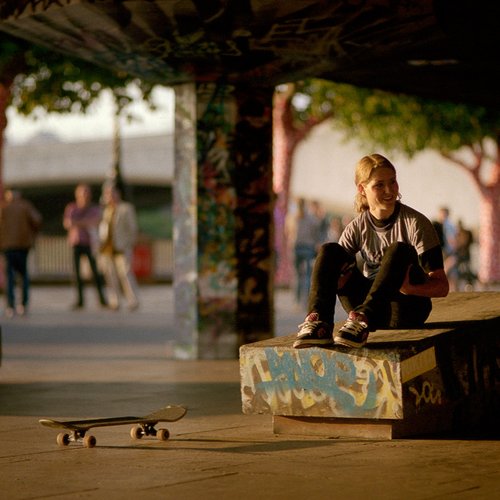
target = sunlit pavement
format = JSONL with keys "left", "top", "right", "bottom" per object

{"left": 0, "top": 285, "right": 498, "bottom": 500}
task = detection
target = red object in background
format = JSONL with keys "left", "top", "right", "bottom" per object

{"left": 132, "top": 244, "right": 152, "bottom": 279}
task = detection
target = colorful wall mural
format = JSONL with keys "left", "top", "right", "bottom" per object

{"left": 196, "top": 82, "right": 238, "bottom": 358}
{"left": 241, "top": 346, "right": 403, "bottom": 420}
{"left": 173, "top": 82, "right": 274, "bottom": 359}
{"left": 234, "top": 88, "right": 274, "bottom": 344}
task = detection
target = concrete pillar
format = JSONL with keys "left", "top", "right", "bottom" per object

{"left": 173, "top": 83, "right": 274, "bottom": 359}
{"left": 233, "top": 87, "right": 275, "bottom": 344}
{"left": 173, "top": 83, "right": 199, "bottom": 359}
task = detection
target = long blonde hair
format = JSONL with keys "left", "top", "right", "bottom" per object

{"left": 354, "top": 154, "right": 397, "bottom": 213}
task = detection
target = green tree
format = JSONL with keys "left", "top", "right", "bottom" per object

{"left": 274, "top": 79, "right": 500, "bottom": 286}
{"left": 0, "top": 35, "right": 156, "bottom": 199}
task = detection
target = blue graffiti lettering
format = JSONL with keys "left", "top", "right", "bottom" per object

{"left": 259, "top": 348, "right": 379, "bottom": 416}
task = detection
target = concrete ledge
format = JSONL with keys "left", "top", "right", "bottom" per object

{"left": 240, "top": 292, "right": 499, "bottom": 438}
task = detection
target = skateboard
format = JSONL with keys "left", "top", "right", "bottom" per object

{"left": 39, "top": 405, "right": 187, "bottom": 448}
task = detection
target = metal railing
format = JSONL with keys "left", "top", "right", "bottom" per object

{"left": 28, "top": 236, "right": 173, "bottom": 282}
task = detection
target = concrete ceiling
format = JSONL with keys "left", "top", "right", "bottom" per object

{"left": 1, "top": 0, "right": 499, "bottom": 106}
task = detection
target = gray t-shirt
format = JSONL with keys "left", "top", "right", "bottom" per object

{"left": 295, "top": 213, "right": 321, "bottom": 247}
{"left": 339, "top": 203, "right": 441, "bottom": 279}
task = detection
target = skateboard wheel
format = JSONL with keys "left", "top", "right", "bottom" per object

{"left": 56, "top": 433, "right": 70, "bottom": 447}
{"left": 83, "top": 435, "right": 96, "bottom": 448}
{"left": 157, "top": 428, "right": 170, "bottom": 441}
{"left": 130, "top": 425, "right": 144, "bottom": 440}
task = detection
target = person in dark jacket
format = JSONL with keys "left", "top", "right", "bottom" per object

{"left": 0, "top": 189, "right": 42, "bottom": 317}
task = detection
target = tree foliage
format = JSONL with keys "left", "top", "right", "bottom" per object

{"left": 0, "top": 34, "right": 161, "bottom": 201}
{"left": 1, "top": 35, "right": 156, "bottom": 118}
{"left": 289, "top": 79, "right": 499, "bottom": 158}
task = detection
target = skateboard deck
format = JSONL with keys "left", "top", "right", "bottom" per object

{"left": 39, "top": 405, "right": 187, "bottom": 447}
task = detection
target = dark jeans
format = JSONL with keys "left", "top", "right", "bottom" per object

{"left": 294, "top": 244, "right": 316, "bottom": 304}
{"left": 73, "top": 245, "right": 107, "bottom": 306}
{"left": 308, "top": 242, "right": 432, "bottom": 329}
{"left": 4, "top": 248, "right": 30, "bottom": 309}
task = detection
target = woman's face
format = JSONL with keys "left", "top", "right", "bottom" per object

{"left": 359, "top": 166, "right": 399, "bottom": 218}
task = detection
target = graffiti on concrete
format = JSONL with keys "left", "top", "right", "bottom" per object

{"left": 172, "top": 82, "right": 238, "bottom": 358}
{"left": 408, "top": 380, "right": 442, "bottom": 408}
{"left": 241, "top": 347, "right": 403, "bottom": 419}
{"left": 234, "top": 88, "right": 274, "bottom": 343}
{"left": 196, "top": 82, "right": 238, "bottom": 354}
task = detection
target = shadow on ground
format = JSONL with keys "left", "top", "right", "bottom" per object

{"left": 0, "top": 381, "right": 242, "bottom": 418}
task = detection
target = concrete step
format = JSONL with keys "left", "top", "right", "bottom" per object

{"left": 240, "top": 292, "right": 500, "bottom": 439}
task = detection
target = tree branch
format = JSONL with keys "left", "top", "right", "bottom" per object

{"left": 440, "top": 144, "right": 483, "bottom": 188}
{"left": 295, "top": 111, "right": 334, "bottom": 143}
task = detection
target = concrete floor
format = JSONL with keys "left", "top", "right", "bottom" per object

{"left": 0, "top": 285, "right": 498, "bottom": 499}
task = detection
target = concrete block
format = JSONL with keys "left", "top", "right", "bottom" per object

{"left": 240, "top": 292, "right": 499, "bottom": 438}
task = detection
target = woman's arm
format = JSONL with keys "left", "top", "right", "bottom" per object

{"left": 400, "top": 267, "right": 449, "bottom": 298}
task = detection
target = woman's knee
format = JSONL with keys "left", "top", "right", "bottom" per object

{"left": 317, "top": 242, "right": 349, "bottom": 260}
{"left": 384, "top": 242, "right": 418, "bottom": 262}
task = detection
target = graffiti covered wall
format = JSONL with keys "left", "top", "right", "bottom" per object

{"left": 234, "top": 88, "right": 274, "bottom": 344}
{"left": 241, "top": 346, "right": 403, "bottom": 420}
{"left": 196, "top": 82, "right": 239, "bottom": 358}
{"left": 173, "top": 82, "right": 274, "bottom": 359}
{"left": 173, "top": 82, "right": 238, "bottom": 359}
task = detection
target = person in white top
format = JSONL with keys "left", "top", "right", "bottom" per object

{"left": 294, "top": 154, "right": 449, "bottom": 349}
{"left": 99, "top": 184, "right": 140, "bottom": 311}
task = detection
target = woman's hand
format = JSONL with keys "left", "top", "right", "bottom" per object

{"left": 337, "top": 262, "right": 355, "bottom": 290}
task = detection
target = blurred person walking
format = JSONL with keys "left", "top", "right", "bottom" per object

{"left": 326, "top": 216, "right": 344, "bottom": 243}
{"left": 99, "top": 184, "right": 140, "bottom": 311}
{"left": 63, "top": 183, "right": 108, "bottom": 309}
{"left": 456, "top": 219, "right": 476, "bottom": 290}
{"left": 310, "top": 200, "right": 329, "bottom": 244}
{"left": 0, "top": 189, "right": 42, "bottom": 317}
{"left": 436, "top": 207, "right": 459, "bottom": 291}
{"left": 290, "top": 198, "right": 322, "bottom": 308}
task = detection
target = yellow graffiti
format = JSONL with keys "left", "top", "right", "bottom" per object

{"left": 409, "top": 381, "right": 442, "bottom": 408}
{"left": 337, "top": 357, "right": 401, "bottom": 419}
